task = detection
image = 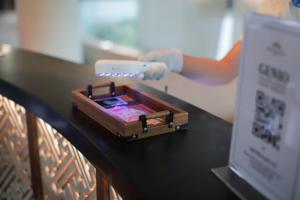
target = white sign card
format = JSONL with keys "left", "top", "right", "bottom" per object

{"left": 230, "top": 13, "right": 300, "bottom": 200}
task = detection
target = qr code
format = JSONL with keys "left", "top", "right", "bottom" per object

{"left": 252, "top": 90, "right": 285, "bottom": 150}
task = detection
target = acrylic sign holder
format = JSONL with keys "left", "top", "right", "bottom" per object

{"left": 211, "top": 166, "right": 267, "bottom": 200}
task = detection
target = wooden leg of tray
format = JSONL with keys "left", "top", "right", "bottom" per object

{"left": 26, "top": 110, "right": 44, "bottom": 200}
{"left": 96, "top": 168, "right": 110, "bottom": 200}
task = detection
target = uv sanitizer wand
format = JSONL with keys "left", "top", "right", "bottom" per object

{"left": 95, "top": 60, "right": 165, "bottom": 78}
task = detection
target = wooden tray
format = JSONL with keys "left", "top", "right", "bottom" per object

{"left": 72, "top": 82, "right": 188, "bottom": 141}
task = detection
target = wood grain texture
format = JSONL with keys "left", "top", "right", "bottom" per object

{"left": 0, "top": 95, "right": 34, "bottom": 200}
{"left": 26, "top": 110, "right": 44, "bottom": 200}
{"left": 96, "top": 168, "right": 110, "bottom": 200}
{"left": 36, "top": 118, "right": 98, "bottom": 200}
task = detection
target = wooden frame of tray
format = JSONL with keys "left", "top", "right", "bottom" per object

{"left": 72, "top": 82, "right": 188, "bottom": 141}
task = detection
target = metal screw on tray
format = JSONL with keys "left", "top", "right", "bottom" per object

{"left": 164, "top": 85, "right": 169, "bottom": 94}
{"left": 132, "top": 135, "right": 138, "bottom": 139}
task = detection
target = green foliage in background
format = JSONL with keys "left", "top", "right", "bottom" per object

{"left": 90, "top": 19, "right": 138, "bottom": 47}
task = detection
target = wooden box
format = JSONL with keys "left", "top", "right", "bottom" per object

{"left": 72, "top": 82, "right": 188, "bottom": 141}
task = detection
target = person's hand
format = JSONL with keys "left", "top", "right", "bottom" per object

{"left": 138, "top": 49, "right": 183, "bottom": 80}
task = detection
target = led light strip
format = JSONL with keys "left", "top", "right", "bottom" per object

{"left": 96, "top": 72, "right": 139, "bottom": 78}
{"left": 95, "top": 60, "right": 165, "bottom": 78}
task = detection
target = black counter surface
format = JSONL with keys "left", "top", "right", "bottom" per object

{"left": 0, "top": 48, "right": 238, "bottom": 199}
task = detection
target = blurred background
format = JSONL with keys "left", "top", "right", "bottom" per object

{"left": 0, "top": 0, "right": 258, "bottom": 122}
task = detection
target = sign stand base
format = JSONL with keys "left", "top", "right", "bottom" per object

{"left": 211, "top": 166, "right": 267, "bottom": 200}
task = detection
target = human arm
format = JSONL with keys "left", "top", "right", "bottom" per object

{"left": 181, "top": 40, "right": 242, "bottom": 85}
{"left": 139, "top": 40, "right": 242, "bottom": 85}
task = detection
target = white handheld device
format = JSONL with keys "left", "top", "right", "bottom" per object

{"left": 95, "top": 60, "right": 165, "bottom": 78}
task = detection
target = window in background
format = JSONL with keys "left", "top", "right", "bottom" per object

{"left": 80, "top": 0, "right": 138, "bottom": 47}
{"left": 80, "top": 0, "right": 252, "bottom": 59}
{"left": 0, "top": 0, "right": 18, "bottom": 46}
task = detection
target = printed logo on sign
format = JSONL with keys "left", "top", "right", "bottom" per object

{"left": 266, "top": 42, "right": 286, "bottom": 56}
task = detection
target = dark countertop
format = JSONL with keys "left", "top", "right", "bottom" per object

{"left": 0, "top": 48, "right": 238, "bottom": 199}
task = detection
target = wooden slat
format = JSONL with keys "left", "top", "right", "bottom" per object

{"left": 96, "top": 168, "right": 110, "bottom": 200}
{"left": 26, "top": 110, "right": 44, "bottom": 200}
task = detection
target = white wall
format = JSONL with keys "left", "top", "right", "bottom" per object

{"left": 16, "top": 0, "right": 82, "bottom": 63}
